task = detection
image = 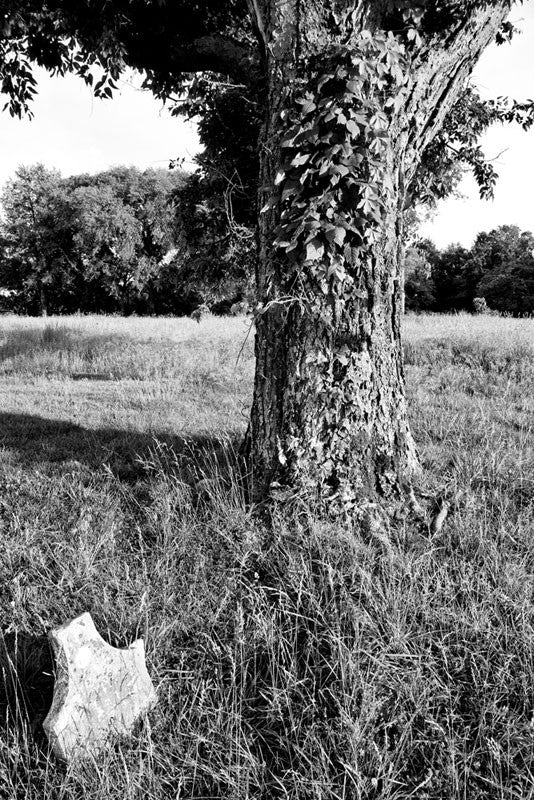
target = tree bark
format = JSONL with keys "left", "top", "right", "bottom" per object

{"left": 400, "top": 256, "right": 406, "bottom": 316}
{"left": 247, "top": 0, "right": 510, "bottom": 510}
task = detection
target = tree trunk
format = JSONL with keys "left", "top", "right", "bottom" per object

{"left": 400, "top": 256, "right": 406, "bottom": 316}
{"left": 247, "top": 0, "right": 511, "bottom": 510}
{"left": 39, "top": 284, "right": 48, "bottom": 317}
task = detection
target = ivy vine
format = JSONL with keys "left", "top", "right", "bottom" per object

{"left": 266, "top": 31, "right": 409, "bottom": 303}
{"left": 260, "top": 32, "right": 414, "bottom": 505}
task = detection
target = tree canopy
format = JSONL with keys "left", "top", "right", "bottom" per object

{"left": 0, "top": 2, "right": 531, "bottom": 213}
{"left": 0, "top": 164, "right": 197, "bottom": 314}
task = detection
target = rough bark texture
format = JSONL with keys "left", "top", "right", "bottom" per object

{"left": 248, "top": 0, "right": 511, "bottom": 508}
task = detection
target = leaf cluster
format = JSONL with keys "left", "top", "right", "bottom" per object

{"left": 0, "top": 0, "right": 255, "bottom": 118}
{"left": 415, "top": 86, "right": 534, "bottom": 204}
{"left": 270, "top": 32, "right": 408, "bottom": 297}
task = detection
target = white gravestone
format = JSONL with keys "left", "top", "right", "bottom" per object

{"left": 43, "top": 612, "right": 157, "bottom": 761}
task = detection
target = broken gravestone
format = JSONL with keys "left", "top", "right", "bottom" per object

{"left": 43, "top": 612, "right": 156, "bottom": 761}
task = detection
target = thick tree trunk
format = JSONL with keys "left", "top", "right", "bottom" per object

{"left": 247, "top": 0, "right": 511, "bottom": 509}
{"left": 400, "top": 257, "right": 406, "bottom": 316}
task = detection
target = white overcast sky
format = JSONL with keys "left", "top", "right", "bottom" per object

{"left": 0, "top": 5, "right": 533, "bottom": 249}
{"left": 0, "top": 71, "right": 200, "bottom": 187}
{"left": 419, "top": 2, "right": 534, "bottom": 247}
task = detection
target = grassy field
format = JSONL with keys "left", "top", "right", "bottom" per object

{"left": 1, "top": 312, "right": 534, "bottom": 799}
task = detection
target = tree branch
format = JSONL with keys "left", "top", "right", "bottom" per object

{"left": 125, "top": 34, "right": 260, "bottom": 85}
{"left": 246, "top": 0, "right": 267, "bottom": 49}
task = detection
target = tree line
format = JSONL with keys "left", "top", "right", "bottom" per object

{"left": 405, "top": 224, "right": 534, "bottom": 315}
{"left": 2, "top": 165, "right": 531, "bottom": 320}
{"left": 0, "top": 163, "right": 253, "bottom": 316}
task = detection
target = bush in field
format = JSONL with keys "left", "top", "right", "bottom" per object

{"left": 473, "top": 296, "right": 491, "bottom": 314}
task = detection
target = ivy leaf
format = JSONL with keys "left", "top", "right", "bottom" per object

{"left": 325, "top": 226, "right": 347, "bottom": 246}
{"left": 260, "top": 198, "right": 275, "bottom": 214}
{"left": 327, "top": 263, "right": 346, "bottom": 281}
{"left": 317, "top": 73, "right": 335, "bottom": 91}
{"left": 306, "top": 239, "right": 324, "bottom": 261}
{"left": 290, "top": 153, "right": 311, "bottom": 167}
{"left": 335, "top": 352, "right": 349, "bottom": 366}
{"left": 297, "top": 99, "right": 316, "bottom": 115}
{"left": 334, "top": 226, "right": 347, "bottom": 246}
{"left": 346, "top": 79, "right": 362, "bottom": 94}
{"left": 331, "top": 164, "right": 349, "bottom": 178}
{"left": 282, "top": 180, "right": 300, "bottom": 199}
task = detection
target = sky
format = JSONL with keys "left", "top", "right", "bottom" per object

{"left": 0, "top": 71, "right": 200, "bottom": 186}
{"left": 419, "top": 3, "right": 534, "bottom": 247}
{"left": 0, "top": 7, "right": 533, "bottom": 249}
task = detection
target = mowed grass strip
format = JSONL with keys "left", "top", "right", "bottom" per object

{"left": 1, "top": 312, "right": 534, "bottom": 799}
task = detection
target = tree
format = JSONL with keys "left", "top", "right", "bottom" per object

{"left": 0, "top": 164, "right": 75, "bottom": 314}
{"left": 0, "top": 0, "right": 520, "bottom": 510}
{"left": 475, "top": 226, "right": 534, "bottom": 314}
{"left": 432, "top": 243, "right": 474, "bottom": 311}
{"left": 242, "top": 2, "right": 516, "bottom": 508}
{"left": 68, "top": 166, "right": 189, "bottom": 313}
{"left": 404, "top": 245, "right": 435, "bottom": 312}
{"left": 471, "top": 224, "right": 534, "bottom": 275}
{"left": 0, "top": 164, "right": 188, "bottom": 314}
{"left": 69, "top": 183, "right": 145, "bottom": 313}
{"left": 170, "top": 172, "right": 255, "bottom": 310}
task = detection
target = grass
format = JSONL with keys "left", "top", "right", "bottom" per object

{"left": 1, "top": 311, "right": 534, "bottom": 798}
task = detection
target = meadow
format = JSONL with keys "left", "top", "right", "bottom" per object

{"left": 1, "top": 311, "right": 534, "bottom": 799}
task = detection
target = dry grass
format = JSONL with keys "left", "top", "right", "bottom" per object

{"left": 1, "top": 311, "right": 534, "bottom": 799}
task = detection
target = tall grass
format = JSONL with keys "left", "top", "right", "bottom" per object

{"left": 0, "top": 314, "right": 253, "bottom": 380}
{"left": 1, "top": 312, "right": 534, "bottom": 798}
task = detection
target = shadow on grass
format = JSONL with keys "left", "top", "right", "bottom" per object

{"left": 0, "top": 412, "right": 245, "bottom": 747}
{"left": 0, "top": 630, "right": 55, "bottom": 747}
{"left": 0, "top": 411, "right": 243, "bottom": 482}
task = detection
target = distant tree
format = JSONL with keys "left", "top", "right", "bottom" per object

{"left": 477, "top": 259, "right": 534, "bottom": 315}
{"left": 415, "top": 227, "right": 534, "bottom": 315}
{"left": 74, "top": 166, "right": 186, "bottom": 262}
{"left": 470, "top": 224, "right": 534, "bottom": 275}
{"left": 404, "top": 245, "right": 435, "bottom": 312}
{"left": 0, "top": 164, "right": 75, "bottom": 314}
{"left": 475, "top": 226, "right": 534, "bottom": 314}
{"left": 432, "top": 244, "right": 474, "bottom": 311}
{"left": 0, "top": 164, "right": 194, "bottom": 314}
{"left": 69, "top": 183, "right": 145, "bottom": 313}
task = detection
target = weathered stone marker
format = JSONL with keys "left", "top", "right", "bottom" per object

{"left": 43, "top": 612, "right": 156, "bottom": 761}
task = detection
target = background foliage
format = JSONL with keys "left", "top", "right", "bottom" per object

{"left": 0, "top": 164, "right": 255, "bottom": 315}
{"left": 405, "top": 225, "right": 534, "bottom": 315}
